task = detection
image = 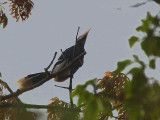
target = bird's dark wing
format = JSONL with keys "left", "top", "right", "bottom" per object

{"left": 26, "top": 72, "right": 44, "bottom": 78}
{"left": 51, "top": 45, "right": 75, "bottom": 73}
{"left": 58, "top": 45, "right": 74, "bottom": 61}
{"left": 25, "top": 72, "right": 47, "bottom": 84}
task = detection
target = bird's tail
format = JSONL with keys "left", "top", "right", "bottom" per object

{"left": 17, "top": 72, "right": 47, "bottom": 89}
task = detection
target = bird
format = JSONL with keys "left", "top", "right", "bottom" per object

{"left": 17, "top": 29, "right": 90, "bottom": 89}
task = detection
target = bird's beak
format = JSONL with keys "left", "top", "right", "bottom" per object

{"left": 82, "top": 28, "right": 91, "bottom": 37}
{"left": 78, "top": 28, "right": 91, "bottom": 41}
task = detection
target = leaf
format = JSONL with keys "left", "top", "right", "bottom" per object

{"left": 141, "top": 37, "right": 160, "bottom": 57}
{"left": 0, "top": 13, "right": 8, "bottom": 28}
{"left": 136, "top": 12, "right": 153, "bottom": 33}
{"left": 0, "top": 72, "right": 1, "bottom": 78}
{"left": 84, "top": 100, "right": 98, "bottom": 120}
{"left": 136, "top": 19, "right": 149, "bottom": 32}
{"left": 127, "top": 67, "right": 143, "bottom": 75}
{"left": 114, "top": 60, "right": 132, "bottom": 73}
{"left": 105, "top": 71, "right": 112, "bottom": 76}
{"left": 149, "top": 59, "right": 156, "bottom": 69}
{"left": 50, "top": 97, "right": 58, "bottom": 102}
{"left": 133, "top": 55, "right": 145, "bottom": 69}
{"left": 84, "top": 78, "right": 97, "bottom": 88}
{"left": 129, "top": 36, "right": 139, "bottom": 48}
{"left": 133, "top": 54, "right": 139, "bottom": 61}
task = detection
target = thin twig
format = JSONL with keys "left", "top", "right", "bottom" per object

{"left": 45, "top": 52, "right": 57, "bottom": 71}
{"left": 60, "top": 49, "right": 65, "bottom": 59}
{"left": 75, "top": 27, "right": 80, "bottom": 42}
{"left": 0, "top": 51, "right": 86, "bottom": 101}
{"left": 54, "top": 85, "right": 69, "bottom": 90}
{"left": 73, "top": 26, "right": 80, "bottom": 57}
{"left": 69, "top": 75, "right": 73, "bottom": 107}
{"left": 69, "top": 27, "right": 80, "bottom": 108}
{"left": 54, "top": 85, "right": 75, "bottom": 90}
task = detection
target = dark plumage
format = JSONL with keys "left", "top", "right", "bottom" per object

{"left": 17, "top": 29, "right": 90, "bottom": 89}
{"left": 52, "top": 29, "right": 90, "bottom": 82}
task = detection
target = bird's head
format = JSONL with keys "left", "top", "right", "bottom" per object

{"left": 76, "top": 29, "right": 90, "bottom": 46}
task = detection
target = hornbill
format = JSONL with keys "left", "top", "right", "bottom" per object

{"left": 17, "top": 29, "right": 90, "bottom": 89}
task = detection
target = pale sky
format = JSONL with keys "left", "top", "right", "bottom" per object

{"left": 1, "top": 0, "right": 160, "bottom": 119}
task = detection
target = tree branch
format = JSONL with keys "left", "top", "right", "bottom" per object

{"left": 69, "top": 27, "right": 80, "bottom": 107}
{"left": 0, "top": 102, "right": 81, "bottom": 112}
{"left": 0, "top": 51, "right": 86, "bottom": 101}
{"left": 69, "top": 76, "right": 73, "bottom": 107}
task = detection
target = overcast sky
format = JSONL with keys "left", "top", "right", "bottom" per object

{"left": 1, "top": 0, "right": 160, "bottom": 118}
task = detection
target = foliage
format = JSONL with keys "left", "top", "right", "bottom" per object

{"left": 69, "top": 11, "right": 160, "bottom": 120}
{"left": 0, "top": 0, "right": 34, "bottom": 28}
{"left": 0, "top": 80, "right": 37, "bottom": 120}
{"left": 47, "top": 97, "right": 79, "bottom": 120}
{"left": 72, "top": 78, "right": 113, "bottom": 120}
{"left": 0, "top": 106, "right": 37, "bottom": 120}
{"left": 72, "top": 73, "right": 129, "bottom": 120}
{"left": 122, "top": 12, "right": 160, "bottom": 120}
{"left": 130, "top": 12, "right": 160, "bottom": 59}
{"left": 10, "top": 0, "right": 34, "bottom": 22}
{"left": 0, "top": 2, "right": 8, "bottom": 28}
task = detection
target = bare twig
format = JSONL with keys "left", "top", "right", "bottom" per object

{"left": 75, "top": 27, "right": 80, "bottom": 42}
{"left": 45, "top": 52, "right": 57, "bottom": 71}
{"left": 60, "top": 49, "right": 65, "bottom": 59}
{"left": 0, "top": 51, "right": 86, "bottom": 101}
{"left": 54, "top": 85, "right": 69, "bottom": 90}
{"left": 73, "top": 26, "right": 80, "bottom": 57}
{"left": 69, "top": 27, "right": 80, "bottom": 108}
{"left": 69, "top": 75, "right": 73, "bottom": 107}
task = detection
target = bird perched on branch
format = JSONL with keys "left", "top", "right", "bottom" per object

{"left": 17, "top": 29, "right": 90, "bottom": 89}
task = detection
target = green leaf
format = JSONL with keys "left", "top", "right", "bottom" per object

{"left": 72, "top": 84, "right": 94, "bottom": 106}
{"left": 133, "top": 54, "right": 139, "bottom": 61}
{"left": 127, "top": 67, "right": 143, "bottom": 75}
{"left": 84, "top": 99, "right": 98, "bottom": 120}
{"left": 133, "top": 55, "right": 145, "bottom": 69}
{"left": 136, "top": 19, "right": 149, "bottom": 32}
{"left": 128, "top": 67, "right": 147, "bottom": 85}
{"left": 136, "top": 12, "right": 154, "bottom": 33}
{"left": 129, "top": 36, "right": 139, "bottom": 48}
{"left": 114, "top": 59, "right": 132, "bottom": 73}
{"left": 141, "top": 37, "right": 160, "bottom": 57}
{"left": 149, "top": 59, "right": 156, "bottom": 69}
{"left": 84, "top": 78, "right": 97, "bottom": 88}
